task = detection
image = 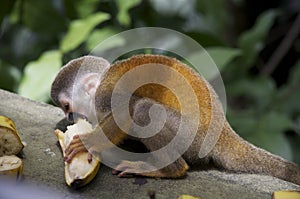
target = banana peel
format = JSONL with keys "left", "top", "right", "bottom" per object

{"left": 0, "top": 116, "right": 24, "bottom": 181}
{"left": 273, "top": 191, "right": 300, "bottom": 199}
{"left": 0, "top": 155, "right": 23, "bottom": 180}
{"left": 54, "top": 119, "right": 100, "bottom": 188}
{"left": 0, "top": 116, "right": 24, "bottom": 156}
{"left": 178, "top": 195, "right": 200, "bottom": 199}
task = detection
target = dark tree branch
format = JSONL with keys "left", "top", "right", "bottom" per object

{"left": 261, "top": 12, "right": 300, "bottom": 76}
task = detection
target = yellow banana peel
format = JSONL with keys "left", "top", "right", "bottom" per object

{"left": 54, "top": 119, "right": 100, "bottom": 188}
{"left": 0, "top": 116, "right": 24, "bottom": 181}
{"left": 273, "top": 191, "right": 300, "bottom": 199}
{"left": 0, "top": 116, "right": 24, "bottom": 156}
{"left": 178, "top": 195, "right": 201, "bottom": 199}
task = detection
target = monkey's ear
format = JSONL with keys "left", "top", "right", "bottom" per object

{"left": 83, "top": 74, "right": 100, "bottom": 96}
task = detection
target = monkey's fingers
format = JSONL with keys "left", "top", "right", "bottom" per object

{"left": 65, "top": 141, "right": 84, "bottom": 155}
{"left": 112, "top": 168, "right": 134, "bottom": 178}
{"left": 65, "top": 135, "right": 83, "bottom": 154}
{"left": 64, "top": 145, "right": 88, "bottom": 163}
{"left": 117, "top": 171, "right": 135, "bottom": 178}
{"left": 113, "top": 160, "right": 146, "bottom": 178}
{"left": 112, "top": 169, "right": 119, "bottom": 175}
{"left": 87, "top": 153, "right": 93, "bottom": 163}
{"left": 65, "top": 135, "right": 95, "bottom": 163}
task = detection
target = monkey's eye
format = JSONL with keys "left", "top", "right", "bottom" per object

{"left": 64, "top": 103, "right": 70, "bottom": 112}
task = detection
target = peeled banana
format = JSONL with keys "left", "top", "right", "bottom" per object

{"left": 54, "top": 119, "right": 100, "bottom": 188}
{"left": 0, "top": 155, "right": 23, "bottom": 180}
{"left": 0, "top": 116, "right": 24, "bottom": 180}
{"left": 273, "top": 191, "right": 300, "bottom": 199}
{"left": 178, "top": 195, "right": 200, "bottom": 199}
{"left": 0, "top": 116, "right": 24, "bottom": 156}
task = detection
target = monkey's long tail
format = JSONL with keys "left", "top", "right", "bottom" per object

{"left": 212, "top": 122, "right": 300, "bottom": 186}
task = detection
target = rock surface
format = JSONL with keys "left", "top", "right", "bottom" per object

{"left": 0, "top": 89, "right": 299, "bottom": 199}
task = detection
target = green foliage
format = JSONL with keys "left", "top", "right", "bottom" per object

{"left": 116, "top": 0, "right": 141, "bottom": 26}
{"left": 0, "top": 0, "right": 16, "bottom": 24}
{"left": 20, "top": 0, "right": 67, "bottom": 34}
{"left": 86, "top": 27, "right": 119, "bottom": 51}
{"left": 188, "top": 47, "right": 241, "bottom": 80}
{"left": 228, "top": 77, "right": 276, "bottom": 109}
{"left": 0, "top": 61, "right": 21, "bottom": 92}
{"left": 73, "top": 0, "right": 100, "bottom": 18}
{"left": 60, "top": 12, "right": 110, "bottom": 53}
{"left": 0, "top": 0, "right": 299, "bottom": 163}
{"left": 18, "top": 50, "right": 62, "bottom": 102}
{"left": 206, "top": 47, "right": 241, "bottom": 72}
{"left": 196, "top": 0, "right": 229, "bottom": 34}
{"left": 228, "top": 110, "right": 294, "bottom": 160}
{"left": 238, "top": 10, "right": 279, "bottom": 67}
{"left": 277, "top": 61, "right": 300, "bottom": 116}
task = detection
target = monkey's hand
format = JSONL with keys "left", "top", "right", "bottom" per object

{"left": 64, "top": 114, "right": 126, "bottom": 163}
{"left": 112, "top": 160, "right": 162, "bottom": 178}
{"left": 64, "top": 134, "right": 93, "bottom": 163}
{"left": 64, "top": 131, "right": 105, "bottom": 163}
{"left": 112, "top": 157, "right": 188, "bottom": 178}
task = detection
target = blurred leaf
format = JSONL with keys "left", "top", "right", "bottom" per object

{"left": 250, "top": 112, "right": 293, "bottom": 160}
{"left": 186, "top": 32, "right": 224, "bottom": 47}
{"left": 286, "top": 60, "right": 300, "bottom": 86}
{"left": 227, "top": 77, "right": 276, "bottom": 109}
{"left": 196, "top": 0, "right": 229, "bottom": 34}
{"left": 0, "top": 0, "right": 16, "bottom": 24}
{"left": 60, "top": 12, "right": 110, "bottom": 53}
{"left": 227, "top": 110, "right": 257, "bottom": 137}
{"left": 0, "top": 60, "right": 21, "bottom": 92}
{"left": 74, "top": 0, "right": 100, "bottom": 18}
{"left": 63, "top": 0, "right": 77, "bottom": 19}
{"left": 22, "top": 0, "right": 67, "bottom": 34}
{"left": 89, "top": 30, "right": 126, "bottom": 56}
{"left": 116, "top": 0, "right": 141, "bottom": 26}
{"left": 238, "top": 10, "right": 279, "bottom": 66}
{"left": 18, "top": 50, "right": 62, "bottom": 102}
{"left": 277, "top": 61, "right": 300, "bottom": 116}
{"left": 150, "top": 0, "right": 191, "bottom": 16}
{"left": 287, "top": 129, "right": 300, "bottom": 164}
{"left": 86, "top": 27, "right": 119, "bottom": 51}
{"left": 230, "top": 111, "right": 293, "bottom": 160}
{"left": 206, "top": 47, "right": 241, "bottom": 70}
{"left": 188, "top": 47, "right": 241, "bottom": 80}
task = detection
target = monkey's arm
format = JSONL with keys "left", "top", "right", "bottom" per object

{"left": 65, "top": 98, "right": 190, "bottom": 178}
{"left": 112, "top": 98, "right": 189, "bottom": 178}
{"left": 64, "top": 111, "right": 127, "bottom": 163}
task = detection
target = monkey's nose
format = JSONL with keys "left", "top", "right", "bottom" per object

{"left": 67, "top": 112, "right": 88, "bottom": 123}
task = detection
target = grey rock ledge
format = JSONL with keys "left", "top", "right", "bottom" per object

{"left": 0, "top": 89, "right": 299, "bottom": 199}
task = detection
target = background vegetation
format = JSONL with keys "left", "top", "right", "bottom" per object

{"left": 0, "top": 0, "right": 299, "bottom": 163}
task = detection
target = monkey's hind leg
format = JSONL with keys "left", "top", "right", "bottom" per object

{"left": 112, "top": 98, "right": 189, "bottom": 178}
{"left": 112, "top": 157, "right": 189, "bottom": 178}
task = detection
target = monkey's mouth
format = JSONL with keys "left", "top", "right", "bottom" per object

{"left": 67, "top": 112, "right": 89, "bottom": 123}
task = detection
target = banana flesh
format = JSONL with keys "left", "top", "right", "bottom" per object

{"left": 178, "top": 195, "right": 200, "bottom": 199}
{"left": 54, "top": 119, "right": 100, "bottom": 188}
{"left": 0, "top": 155, "right": 23, "bottom": 180}
{"left": 0, "top": 116, "right": 24, "bottom": 181}
{"left": 273, "top": 191, "right": 300, "bottom": 199}
{"left": 0, "top": 116, "right": 24, "bottom": 156}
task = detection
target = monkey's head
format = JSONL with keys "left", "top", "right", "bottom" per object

{"left": 51, "top": 56, "right": 110, "bottom": 123}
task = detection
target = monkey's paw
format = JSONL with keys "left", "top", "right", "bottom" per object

{"left": 64, "top": 135, "right": 92, "bottom": 163}
{"left": 112, "top": 160, "right": 157, "bottom": 177}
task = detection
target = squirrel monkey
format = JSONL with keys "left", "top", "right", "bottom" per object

{"left": 51, "top": 54, "right": 300, "bottom": 185}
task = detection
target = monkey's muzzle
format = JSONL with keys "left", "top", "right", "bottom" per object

{"left": 67, "top": 112, "right": 89, "bottom": 123}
